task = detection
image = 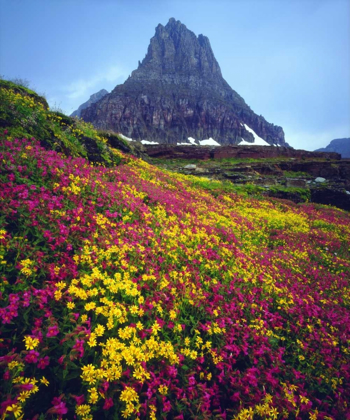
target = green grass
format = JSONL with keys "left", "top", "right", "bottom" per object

{"left": 188, "top": 176, "right": 264, "bottom": 197}
{"left": 283, "top": 170, "right": 312, "bottom": 178}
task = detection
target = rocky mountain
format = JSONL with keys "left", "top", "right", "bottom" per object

{"left": 81, "top": 18, "right": 287, "bottom": 146}
{"left": 71, "top": 89, "right": 108, "bottom": 118}
{"left": 315, "top": 138, "right": 350, "bottom": 158}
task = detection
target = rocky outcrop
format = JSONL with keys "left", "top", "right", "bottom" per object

{"left": 81, "top": 18, "right": 286, "bottom": 146}
{"left": 315, "top": 138, "right": 350, "bottom": 158}
{"left": 71, "top": 89, "right": 108, "bottom": 118}
{"left": 143, "top": 144, "right": 340, "bottom": 160}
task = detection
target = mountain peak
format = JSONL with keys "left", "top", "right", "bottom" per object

{"left": 165, "top": 17, "right": 183, "bottom": 27}
{"left": 131, "top": 17, "right": 222, "bottom": 83}
{"left": 81, "top": 19, "right": 286, "bottom": 146}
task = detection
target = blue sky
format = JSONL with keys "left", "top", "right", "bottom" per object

{"left": 0, "top": 0, "right": 349, "bottom": 150}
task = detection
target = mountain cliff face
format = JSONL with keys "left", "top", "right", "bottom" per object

{"left": 71, "top": 89, "right": 108, "bottom": 118}
{"left": 81, "top": 18, "right": 286, "bottom": 146}
{"left": 315, "top": 138, "right": 350, "bottom": 158}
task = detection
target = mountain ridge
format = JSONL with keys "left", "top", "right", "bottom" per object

{"left": 315, "top": 138, "right": 350, "bottom": 158}
{"left": 81, "top": 18, "right": 287, "bottom": 146}
{"left": 71, "top": 88, "right": 108, "bottom": 118}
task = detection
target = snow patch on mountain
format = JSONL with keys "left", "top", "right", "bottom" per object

{"left": 141, "top": 140, "right": 159, "bottom": 145}
{"left": 119, "top": 134, "right": 134, "bottom": 142}
{"left": 240, "top": 124, "right": 270, "bottom": 146}
{"left": 199, "top": 138, "right": 220, "bottom": 146}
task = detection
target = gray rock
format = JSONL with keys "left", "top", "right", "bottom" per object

{"left": 184, "top": 164, "right": 197, "bottom": 169}
{"left": 315, "top": 177, "right": 326, "bottom": 183}
{"left": 195, "top": 167, "right": 207, "bottom": 173}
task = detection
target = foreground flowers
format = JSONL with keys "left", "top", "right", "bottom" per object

{"left": 0, "top": 134, "right": 350, "bottom": 419}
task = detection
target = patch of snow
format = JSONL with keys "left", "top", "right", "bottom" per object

{"left": 238, "top": 139, "right": 254, "bottom": 146}
{"left": 141, "top": 140, "right": 159, "bottom": 145}
{"left": 177, "top": 142, "right": 192, "bottom": 146}
{"left": 243, "top": 124, "right": 270, "bottom": 146}
{"left": 188, "top": 137, "right": 197, "bottom": 145}
{"left": 119, "top": 133, "right": 134, "bottom": 142}
{"left": 199, "top": 138, "right": 220, "bottom": 146}
{"left": 346, "top": 191, "right": 350, "bottom": 195}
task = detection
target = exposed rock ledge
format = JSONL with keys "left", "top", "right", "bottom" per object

{"left": 143, "top": 144, "right": 340, "bottom": 160}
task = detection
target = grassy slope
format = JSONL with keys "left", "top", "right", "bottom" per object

{"left": 0, "top": 79, "right": 134, "bottom": 166}
{"left": 0, "top": 84, "right": 350, "bottom": 419}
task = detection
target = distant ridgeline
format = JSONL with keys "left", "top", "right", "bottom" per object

{"left": 80, "top": 18, "right": 287, "bottom": 147}
{"left": 71, "top": 89, "right": 108, "bottom": 118}
{"left": 315, "top": 138, "right": 350, "bottom": 158}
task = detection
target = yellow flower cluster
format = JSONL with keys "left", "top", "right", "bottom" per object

{"left": 120, "top": 386, "right": 140, "bottom": 418}
{"left": 19, "top": 259, "right": 34, "bottom": 276}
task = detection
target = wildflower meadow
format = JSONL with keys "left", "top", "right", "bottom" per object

{"left": 0, "top": 133, "right": 350, "bottom": 419}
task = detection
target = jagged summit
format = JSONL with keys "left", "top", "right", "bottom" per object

{"left": 133, "top": 18, "right": 222, "bottom": 80}
{"left": 81, "top": 19, "right": 286, "bottom": 146}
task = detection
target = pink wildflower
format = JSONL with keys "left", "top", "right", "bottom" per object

{"left": 47, "top": 325, "right": 59, "bottom": 337}
{"left": 48, "top": 397, "right": 68, "bottom": 419}
{"left": 71, "top": 394, "right": 85, "bottom": 405}
{"left": 103, "top": 398, "right": 114, "bottom": 410}
{"left": 24, "top": 350, "right": 40, "bottom": 364}
{"left": 37, "top": 356, "right": 50, "bottom": 369}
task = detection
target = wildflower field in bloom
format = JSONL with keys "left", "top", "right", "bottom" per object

{"left": 0, "top": 134, "right": 350, "bottom": 420}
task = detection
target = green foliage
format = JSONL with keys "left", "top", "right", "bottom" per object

{"left": 268, "top": 185, "right": 311, "bottom": 202}
{"left": 188, "top": 177, "right": 264, "bottom": 198}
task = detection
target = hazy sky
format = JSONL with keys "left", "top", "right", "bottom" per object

{"left": 0, "top": 0, "right": 349, "bottom": 150}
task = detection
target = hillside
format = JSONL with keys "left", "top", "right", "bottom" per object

{"left": 1, "top": 82, "right": 350, "bottom": 419}
{"left": 0, "top": 79, "right": 127, "bottom": 166}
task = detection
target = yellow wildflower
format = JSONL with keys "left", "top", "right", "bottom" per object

{"left": 40, "top": 377, "right": 49, "bottom": 386}
{"left": 76, "top": 404, "right": 91, "bottom": 416}
{"left": 6, "top": 404, "right": 22, "bottom": 419}
{"left": 120, "top": 386, "right": 139, "bottom": 403}
{"left": 94, "top": 324, "right": 105, "bottom": 337}
{"left": 158, "top": 385, "right": 168, "bottom": 395}
{"left": 151, "top": 320, "right": 161, "bottom": 335}
{"left": 23, "top": 336, "right": 39, "bottom": 350}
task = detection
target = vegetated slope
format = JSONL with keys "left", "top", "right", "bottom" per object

{"left": 315, "top": 138, "right": 350, "bottom": 158}
{"left": 0, "top": 79, "right": 123, "bottom": 166}
{"left": 1, "top": 129, "right": 350, "bottom": 419}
